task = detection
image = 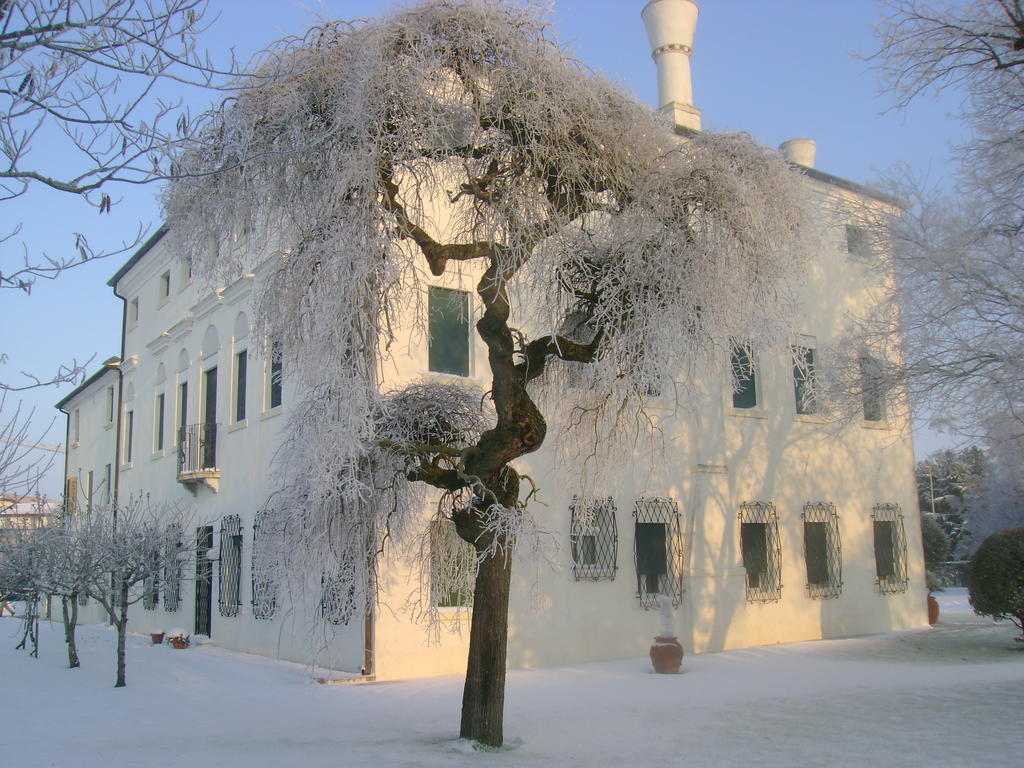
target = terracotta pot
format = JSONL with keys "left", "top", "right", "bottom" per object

{"left": 650, "top": 636, "right": 684, "bottom": 674}
{"left": 927, "top": 594, "right": 940, "bottom": 625}
{"left": 170, "top": 637, "right": 188, "bottom": 649}
{"left": 150, "top": 632, "right": 165, "bottom": 645}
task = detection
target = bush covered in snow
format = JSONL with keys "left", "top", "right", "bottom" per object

{"left": 967, "top": 526, "right": 1024, "bottom": 637}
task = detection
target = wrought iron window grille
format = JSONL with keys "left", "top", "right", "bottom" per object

{"left": 739, "top": 501, "right": 783, "bottom": 603}
{"left": 321, "top": 570, "right": 358, "bottom": 625}
{"left": 143, "top": 548, "right": 161, "bottom": 611}
{"left": 570, "top": 496, "right": 618, "bottom": 581}
{"left": 218, "top": 515, "right": 243, "bottom": 617}
{"left": 163, "top": 533, "right": 182, "bottom": 613}
{"left": 251, "top": 508, "right": 279, "bottom": 620}
{"left": 802, "top": 502, "right": 842, "bottom": 599}
{"left": 632, "top": 497, "right": 683, "bottom": 608}
{"left": 872, "top": 503, "right": 909, "bottom": 594}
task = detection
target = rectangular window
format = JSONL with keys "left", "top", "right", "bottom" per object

{"left": 218, "top": 515, "right": 242, "bottom": 617}
{"left": 129, "top": 297, "right": 139, "bottom": 327}
{"left": 860, "top": 355, "right": 887, "bottom": 422}
{"left": 163, "top": 529, "right": 182, "bottom": 613}
{"left": 106, "top": 386, "right": 115, "bottom": 425}
{"left": 124, "top": 410, "right": 134, "bottom": 464}
{"left": 428, "top": 286, "right": 470, "bottom": 376}
{"left": 178, "top": 381, "right": 188, "bottom": 433}
{"left": 86, "top": 470, "right": 94, "bottom": 513}
{"left": 633, "top": 497, "right": 682, "bottom": 608}
{"left": 268, "top": 341, "right": 283, "bottom": 409}
{"left": 872, "top": 503, "right": 909, "bottom": 594}
{"left": 154, "top": 393, "right": 165, "bottom": 452}
{"left": 234, "top": 349, "right": 247, "bottom": 423}
{"left": 65, "top": 477, "right": 77, "bottom": 516}
{"left": 570, "top": 496, "right": 618, "bottom": 580}
{"left": 792, "top": 344, "right": 817, "bottom": 415}
{"left": 159, "top": 271, "right": 171, "bottom": 300}
{"left": 104, "top": 463, "right": 112, "bottom": 506}
{"left": 739, "top": 502, "right": 782, "bottom": 602}
{"left": 143, "top": 548, "right": 160, "bottom": 610}
{"left": 846, "top": 224, "right": 871, "bottom": 258}
{"left": 802, "top": 502, "right": 842, "bottom": 598}
{"left": 430, "top": 519, "right": 476, "bottom": 608}
{"left": 181, "top": 254, "right": 193, "bottom": 283}
{"left": 73, "top": 409, "right": 80, "bottom": 443}
{"left": 730, "top": 343, "right": 758, "bottom": 409}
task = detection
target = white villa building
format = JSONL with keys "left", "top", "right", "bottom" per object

{"left": 56, "top": 0, "right": 925, "bottom": 679}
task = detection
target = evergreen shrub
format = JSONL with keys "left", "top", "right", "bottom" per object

{"left": 966, "top": 526, "right": 1024, "bottom": 638}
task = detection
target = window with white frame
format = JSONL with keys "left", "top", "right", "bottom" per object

{"left": 103, "top": 463, "right": 112, "bottom": 506}
{"left": 266, "top": 341, "right": 283, "bottom": 410}
{"left": 73, "top": 409, "right": 80, "bottom": 444}
{"left": 792, "top": 343, "right": 818, "bottom": 415}
{"left": 154, "top": 393, "right": 165, "bottom": 452}
{"left": 428, "top": 286, "right": 471, "bottom": 377}
{"left": 106, "top": 386, "right": 115, "bottom": 425}
{"left": 730, "top": 342, "right": 758, "bottom": 409}
{"left": 859, "top": 355, "right": 888, "bottom": 422}
{"left": 570, "top": 496, "right": 618, "bottom": 580}
{"left": 234, "top": 349, "right": 247, "bottom": 423}
{"left": 129, "top": 297, "right": 139, "bottom": 328}
{"left": 124, "top": 410, "right": 134, "bottom": 464}
{"left": 158, "top": 271, "right": 171, "bottom": 302}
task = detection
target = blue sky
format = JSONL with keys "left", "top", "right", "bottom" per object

{"left": 3, "top": 0, "right": 966, "bottom": 495}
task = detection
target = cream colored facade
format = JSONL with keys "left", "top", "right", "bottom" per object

{"left": 56, "top": 0, "right": 925, "bottom": 679}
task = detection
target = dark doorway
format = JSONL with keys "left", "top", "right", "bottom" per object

{"left": 195, "top": 525, "right": 213, "bottom": 637}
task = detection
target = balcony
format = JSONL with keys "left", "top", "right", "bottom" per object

{"left": 177, "top": 423, "right": 220, "bottom": 493}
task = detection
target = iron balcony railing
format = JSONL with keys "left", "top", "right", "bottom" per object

{"left": 177, "top": 423, "right": 219, "bottom": 476}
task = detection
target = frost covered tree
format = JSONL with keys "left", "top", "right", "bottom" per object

{"left": 164, "top": 0, "right": 816, "bottom": 746}
{"left": 78, "top": 498, "right": 186, "bottom": 687}
{"left": 869, "top": 1, "right": 1024, "bottom": 441}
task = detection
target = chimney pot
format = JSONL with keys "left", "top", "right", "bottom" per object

{"left": 779, "top": 138, "right": 816, "bottom": 168}
{"left": 642, "top": 0, "right": 701, "bottom": 131}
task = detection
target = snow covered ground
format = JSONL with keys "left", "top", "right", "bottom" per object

{"left": 3, "top": 589, "right": 1021, "bottom": 768}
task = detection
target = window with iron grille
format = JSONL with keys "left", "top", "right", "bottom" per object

{"left": 872, "top": 503, "right": 909, "bottom": 594}
{"left": 321, "top": 571, "right": 358, "bottom": 625}
{"left": 739, "top": 502, "right": 783, "bottom": 602}
{"left": 218, "top": 515, "right": 243, "bottom": 617}
{"left": 633, "top": 498, "right": 683, "bottom": 608}
{"left": 802, "top": 502, "right": 842, "bottom": 599}
{"left": 430, "top": 519, "right": 476, "bottom": 608}
{"left": 570, "top": 496, "right": 617, "bottom": 580}
{"left": 164, "top": 532, "right": 181, "bottom": 613}
{"left": 142, "top": 548, "right": 160, "bottom": 610}
{"left": 251, "top": 508, "right": 279, "bottom": 620}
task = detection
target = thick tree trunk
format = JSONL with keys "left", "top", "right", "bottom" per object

{"left": 114, "top": 581, "right": 129, "bottom": 687}
{"left": 62, "top": 593, "right": 80, "bottom": 669}
{"left": 459, "top": 543, "right": 513, "bottom": 747}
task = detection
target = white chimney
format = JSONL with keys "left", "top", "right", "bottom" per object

{"left": 779, "top": 138, "right": 816, "bottom": 168}
{"left": 642, "top": 0, "right": 702, "bottom": 131}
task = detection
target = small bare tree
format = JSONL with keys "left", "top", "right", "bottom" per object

{"left": 79, "top": 498, "right": 187, "bottom": 687}
{"left": 166, "top": 0, "right": 816, "bottom": 746}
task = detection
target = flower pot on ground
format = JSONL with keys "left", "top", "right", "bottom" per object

{"left": 650, "top": 594, "right": 684, "bottom": 674}
{"left": 650, "top": 636, "right": 684, "bottom": 673}
{"left": 167, "top": 629, "right": 190, "bottom": 649}
{"left": 150, "top": 631, "right": 165, "bottom": 645}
